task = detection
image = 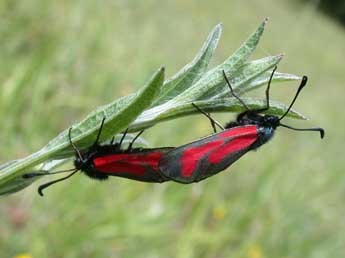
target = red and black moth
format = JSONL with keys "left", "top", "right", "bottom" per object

{"left": 158, "top": 67, "right": 325, "bottom": 183}
{"left": 23, "top": 118, "right": 172, "bottom": 196}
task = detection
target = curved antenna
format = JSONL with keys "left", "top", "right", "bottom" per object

{"left": 222, "top": 70, "right": 250, "bottom": 111}
{"left": 280, "top": 123, "right": 325, "bottom": 139}
{"left": 23, "top": 168, "right": 76, "bottom": 179}
{"left": 279, "top": 76, "right": 308, "bottom": 121}
{"left": 38, "top": 170, "right": 79, "bottom": 197}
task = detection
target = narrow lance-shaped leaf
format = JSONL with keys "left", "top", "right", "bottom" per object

{"left": 153, "top": 23, "right": 222, "bottom": 105}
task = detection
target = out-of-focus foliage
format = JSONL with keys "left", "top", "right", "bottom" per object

{"left": 306, "top": 0, "right": 345, "bottom": 25}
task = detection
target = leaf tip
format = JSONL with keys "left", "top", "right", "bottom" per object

{"left": 291, "top": 74, "right": 303, "bottom": 81}
{"left": 301, "top": 113, "right": 309, "bottom": 120}
{"left": 156, "top": 66, "right": 165, "bottom": 79}
{"left": 263, "top": 17, "right": 269, "bottom": 25}
{"left": 208, "top": 23, "right": 223, "bottom": 41}
{"left": 277, "top": 53, "right": 285, "bottom": 60}
{"left": 290, "top": 109, "right": 308, "bottom": 120}
{"left": 215, "top": 23, "right": 223, "bottom": 30}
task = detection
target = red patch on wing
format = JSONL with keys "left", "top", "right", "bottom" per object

{"left": 180, "top": 140, "right": 224, "bottom": 177}
{"left": 208, "top": 134, "right": 258, "bottom": 163}
{"left": 93, "top": 152, "right": 163, "bottom": 176}
{"left": 179, "top": 126, "right": 259, "bottom": 178}
{"left": 218, "top": 125, "right": 258, "bottom": 139}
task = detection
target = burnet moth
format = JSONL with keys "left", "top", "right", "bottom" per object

{"left": 23, "top": 118, "right": 172, "bottom": 196}
{"left": 158, "top": 67, "right": 325, "bottom": 183}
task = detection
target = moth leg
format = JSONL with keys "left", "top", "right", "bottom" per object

{"left": 208, "top": 112, "right": 217, "bottom": 133}
{"left": 222, "top": 70, "right": 250, "bottom": 111}
{"left": 250, "top": 66, "right": 277, "bottom": 114}
{"left": 118, "top": 128, "right": 129, "bottom": 147}
{"left": 94, "top": 117, "right": 106, "bottom": 145}
{"left": 68, "top": 127, "right": 83, "bottom": 161}
{"left": 128, "top": 130, "right": 144, "bottom": 150}
{"left": 192, "top": 103, "right": 224, "bottom": 132}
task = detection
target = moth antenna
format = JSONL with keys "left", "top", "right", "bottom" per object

{"left": 279, "top": 123, "right": 325, "bottom": 139}
{"left": 23, "top": 168, "right": 76, "bottom": 179}
{"left": 38, "top": 170, "right": 79, "bottom": 197}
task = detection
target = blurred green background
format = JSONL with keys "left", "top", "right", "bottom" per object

{"left": 0, "top": 0, "right": 344, "bottom": 257}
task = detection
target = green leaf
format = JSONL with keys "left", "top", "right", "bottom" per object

{"left": 153, "top": 23, "right": 222, "bottom": 105}
{"left": 0, "top": 67, "right": 164, "bottom": 195}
